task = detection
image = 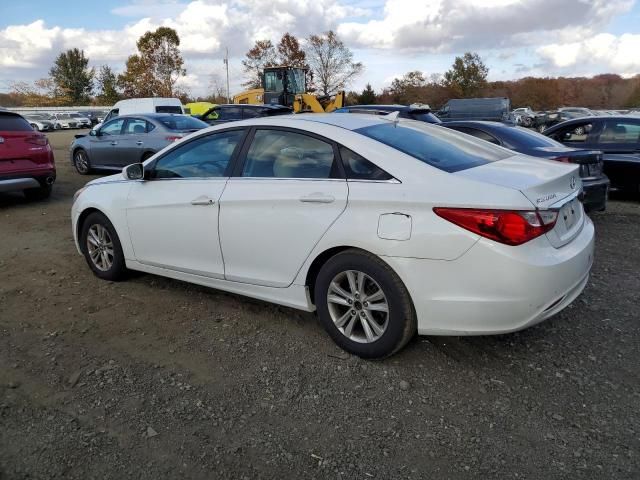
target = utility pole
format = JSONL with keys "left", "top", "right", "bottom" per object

{"left": 224, "top": 47, "right": 230, "bottom": 103}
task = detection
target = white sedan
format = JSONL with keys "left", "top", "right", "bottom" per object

{"left": 71, "top": 114, "right": 594, "bottom": 358}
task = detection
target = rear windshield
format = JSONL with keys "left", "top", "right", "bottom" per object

{"left": 0, "top": 114, "right": 33, "bottom": 131}
{"left": 355, "top": 121, "right": 512, "bottom": 172}
{"left": 501, "top": 126, "right": 565, "bottom": 150}
{"left": 156, "top": 106, "right": 183, "bottom": 114}
{"left": 410, "top": 112, "right": 441, "bottom": 124}
{"left": 157, "top": 115, "right": 208, "bottom": 131}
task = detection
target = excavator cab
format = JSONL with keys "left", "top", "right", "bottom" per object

{"left": 262, "top": 66, "right": 306, "bottom": 107}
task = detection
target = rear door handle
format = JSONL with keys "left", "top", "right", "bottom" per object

{"left": 299, "top": 194, "right": 335, "bottom": 204}
{"left": 110, "top": 141, "right": 118, "bottom": 146}
{"left": 136, "top": 141, "right": 143, "bottom": 146}
{"left": 190, "top": 196, "right": 215, "bottom": 206}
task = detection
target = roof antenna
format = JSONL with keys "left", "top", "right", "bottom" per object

{"left": 386, "top": 111, "right": 400, "bottom": 126}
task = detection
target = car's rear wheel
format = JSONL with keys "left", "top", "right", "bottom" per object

{"left": 74, "top": 149, "right": 91, "bottom": 175}
{"left": 23, "top": 184, "right": 52, "bottom": 201}
{"left": 314, "top": 249, "right": 416, "bottom": 359}
{"left": 80, "top": 212, "right": 128, "bottom": 281}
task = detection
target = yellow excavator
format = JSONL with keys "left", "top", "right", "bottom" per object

{"left": 232, "top": 66, "right": 344, "bottom": 113}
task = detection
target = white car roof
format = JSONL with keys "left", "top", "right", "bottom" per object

{"left": 240, "top": 112, "right": 394, "bottom": 131}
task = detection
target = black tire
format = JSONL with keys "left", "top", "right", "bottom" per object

{"left": 73, "top": 149, "right": 91, "bottom": 175}
{"left": 80, "top": 212, "right": 128, "bottom": 281}
{"left": 23, "top": 184, "right": 52, "bottom": 201}
{"left": 314, "top": 249, "right": 416, "bottom": 359}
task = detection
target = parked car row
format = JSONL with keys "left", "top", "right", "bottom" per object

{"left": 22, "top": 110, "right": 108, "bottom": 131}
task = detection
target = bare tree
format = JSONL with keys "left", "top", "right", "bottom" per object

{"left": 306, "top": 31, "right": 363, "bottom": 96}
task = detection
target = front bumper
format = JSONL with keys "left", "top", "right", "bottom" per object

{"left": 582, "top": 176, "right": 609, "bottom": 212}
{"left": 384, "top": 216, "right": 595, "bottom": 335}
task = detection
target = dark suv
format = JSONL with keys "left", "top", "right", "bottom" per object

{"left": 333, "top": 104, "right": 441, "bottom": 124}
{"left": 199, "top": 104, "right": 292, "bottom": 125}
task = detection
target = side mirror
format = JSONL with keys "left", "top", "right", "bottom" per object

{"left": 123, "top": 163, "right": 144, "bottom": 181}
{"left": 90, "top": 129, "right": 99, "bottom": 137}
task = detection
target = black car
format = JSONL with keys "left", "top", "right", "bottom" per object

{"left": 199, "top": 104, "right": 292, "bottom": 125}
{"left": 544, "top": 116, "right": 640, "bottom": 195}
{"left": 444, "top": 121, "right": 609, "bottom": 212}
{"left": 333, "top": 104, "right": 441, "bottom": 124}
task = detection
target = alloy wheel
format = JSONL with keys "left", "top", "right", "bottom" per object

{"left": 75, "top": 151, "right": 89, "bottom": 173}
{"left": 326, "top": 270, "right": 389, "bottom": 343}
{"left": 86, "top": 224, "right": 114, "bottom": 272}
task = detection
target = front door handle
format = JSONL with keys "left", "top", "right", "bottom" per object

{"left": 110, "top": 141, "right": 118, "bottom": 146}
{"left": 136, "top": 141, "right": 143, "bottom": 146}
{"left": 299, "top": 194, "right": 335, "bottom": 204}
{"left": 191, "top": 196, "right": 215, "bottom": 206}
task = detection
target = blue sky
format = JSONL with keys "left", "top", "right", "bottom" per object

{"left": 1, "top": 0, "right": 640, "bottom": 97}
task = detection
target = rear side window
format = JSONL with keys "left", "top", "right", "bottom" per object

{"left": 124, "top": 118, "right": 148, "bottom": 135}
{"left": 0, "top": 114, "right": 33, "bottom": 131}
{"left": 216, "top": 107, "right": 242, "bottom": 121}
{"left": 155, "top": 106, "right": 182, "bottom": 114}
{"left": 355, "top": 122, "right": 511, "bottom": 172}
{"left": 340, "top": 146, "right": 392, "bottom": 181}
{"left": 242, "top": 129, "right": 338, "bottom": 179}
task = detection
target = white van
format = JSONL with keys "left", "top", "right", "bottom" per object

{"left": 98, "top": 98, "right": 184, "bottom": 127}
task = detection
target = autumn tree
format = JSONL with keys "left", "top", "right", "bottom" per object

{"left": 10, "top": 78, "right": 68, "bottom": 107}
{"left": 306, "top": 31, "right": 363, "bottom": 96}
{"left": 95, "top": 65, "right": 120, "bottom": 105}
{"left": 242, "top": 40, "right": 277, "bottom": 89}
{"left": 358, "top": 84, "right": 376, "bottom": 104}
{"left": 443, "top": 52, "right": 488, "bottom": 98}
{"left": 49, "top": 48, "right": 94, "bottom": 105}
{"left": 118, "top": 27, "right": 186, "bottom": 98}
{"left": 388, "top": 71, "right": 428, "bottom": 104}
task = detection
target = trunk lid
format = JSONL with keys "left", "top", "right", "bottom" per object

{"left": 455, "top": 154, "right": 584, "bottom": 248}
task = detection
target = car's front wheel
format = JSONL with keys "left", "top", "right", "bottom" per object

{"left": 314, "top": 249, "right": 416, "bottom": 359}
{"left": 80, "top": 212, "right": 128, "bottom": 281}
{"left": 74, "top": 149, "right": 91, "bottom": 174}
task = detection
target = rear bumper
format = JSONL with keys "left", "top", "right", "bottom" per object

{"left": 582, "top": 176, "right": 609, "bottom": 212}
{"left": 0, "top": 171, "right": 56, "bottom": 193}
{"left": 384, "top": 216, "right": 595, "bottom": 335}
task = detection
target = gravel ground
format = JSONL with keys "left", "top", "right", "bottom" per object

{"left": 1, "top": 129, "right": 639, "bottom": 479}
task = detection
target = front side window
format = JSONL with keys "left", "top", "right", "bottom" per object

{"left": 216, "top": 107, "right": 242, "bottom": 121}
{"left": 242, "top": 129, "right": 338, "bottom": 179}
{"left": 151, "top": 130, "right": 245, "bottom": 179}
{"left": 242, "top": 107, "right": 262, "bottom": 119}
{"left": 264, "top": 71, "right": 284, "bottom": 92}
{"left": 124, "top": 118, "right": 147, "bottom": 135}
{"left": 340, "top": 146, "right": 392, "bottom": 181}
{"left": 100, "top": 119, "right": 125, "bottom": 136}
{"left": 356, "top": 122, "right": 511, "bottom": 173}
{"left": 551, "top": 122, "right": 592, "bottom": 143}
{"left": 598, "top": 120, "right": 640, "bottom": 144}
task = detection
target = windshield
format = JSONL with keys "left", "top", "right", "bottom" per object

{"left": 355, "top": 121, "right": 512, "bottom": 172}
{"left": 287, "top": 69, "right": 306, "bottom": 94}
{"left": 157, "top": 115, "right": 208, "bottom": 131}
{"left": 264, "top": 70, "right": 284, "bottom": 92}
{"left": 58, "top": 114, "right": 71, "bottom": 119}
{"left": 501, "top": 126, "right": 565, "bottom": 150}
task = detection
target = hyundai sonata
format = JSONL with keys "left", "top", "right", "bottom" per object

{"left": 71, "top": 114, "right": 594, "bottom": 358}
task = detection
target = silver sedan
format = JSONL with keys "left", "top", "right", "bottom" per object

{"left": 69, "top": 113, "right": 208, "bottom": 175}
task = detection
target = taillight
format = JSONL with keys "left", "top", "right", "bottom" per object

{"left": 25, "top": 135, "right": 48, "bottom": 146}
{"left": 433, "top": 208, "right": 558, "bottom": 246}
{"left": 165, "top": 135, "right": 182, "bottom": 142}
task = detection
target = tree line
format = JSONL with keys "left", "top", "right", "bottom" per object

{"left": 2, "top": 25, "right": 640, "bottom": 110}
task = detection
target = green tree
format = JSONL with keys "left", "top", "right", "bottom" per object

{"left": 306, "top": 31, "right": 363, "bottom": 96}
{"left": 96, "top": 65, "right": 120, "bottom": 105}
{"left": 358, "top": 83, "right": 376, "bottom": 104}
{"left": 49, "top": 48, "right": 94, "bottom": 104}
{"left": 389, "top": 71, "right": 427, "bottom": 104}
{"left": 118, "top": 27, "right": 186, "bottom": 98}
{"left": 242, "top": 40, "right": 277, "bottom": 89}
{"left": 443, "top": 52, "right": 489, "bottom": 97}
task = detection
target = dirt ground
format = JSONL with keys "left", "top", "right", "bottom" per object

{"left": 1, "top": 129, "right": 639, "bottom": 479}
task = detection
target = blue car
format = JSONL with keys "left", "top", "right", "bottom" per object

{"left": 443, "top": 120, "right": 609, "bottom": 212}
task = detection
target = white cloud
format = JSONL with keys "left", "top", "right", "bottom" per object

{"left": 538, "top": 33, "right": 640, "bottom": 74}
{"left": 0, "top": 0, "right": 638, "bottom": 96}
